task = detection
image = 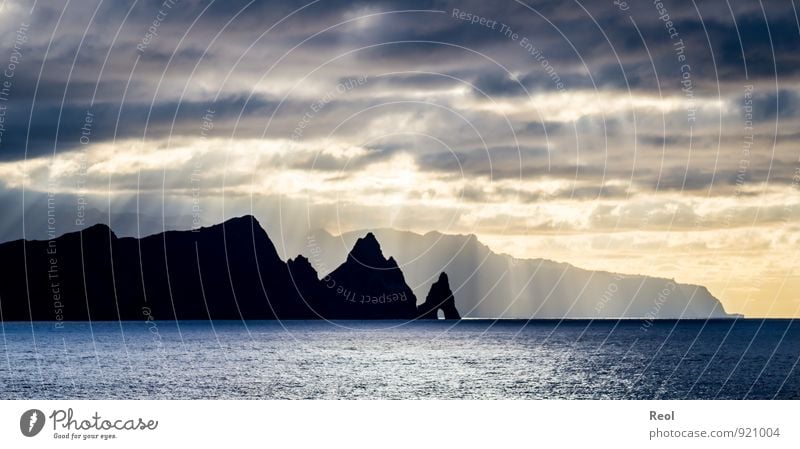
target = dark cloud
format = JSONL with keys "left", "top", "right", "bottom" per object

{"left": 369, "top": 72, "right": 457, "bottom": 90}
{"left": 750, "top": 89, "right": 800, "bottom": 122}
{"left": 0, "top": 0, "right": 798, "bottom": 202}
{"left": 415, "top": 146, "right": 622, "bottom": 181}
{"left": 0, "top": 94, "right": 281, "bottom": 160}
{"left": 286, "top": 142, "right": 401, "bottom": 172}
{"left": 714, "top": 14, "right": 800, "bottom": 81}
{"left": 520, "top": 120, "right": 563, "bottom": 136}
{"left": 637, "top": 134, "right": 691, "bottom": 147}
{"left": 471, "top": 72, "right": 526, "bottom": 97}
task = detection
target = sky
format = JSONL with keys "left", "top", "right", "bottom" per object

{"left": 0, "top": 0, "right": 798, "bottom": 317}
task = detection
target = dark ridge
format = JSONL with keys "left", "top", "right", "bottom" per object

{"left": 0, "top": 218, "right": 437, "bottom": 322}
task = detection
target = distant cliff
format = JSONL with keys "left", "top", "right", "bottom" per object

{"left": 288, "top": 228, "right": 735, "bottom": 319}
{"left": 0, "top": 216, "right": 459, "bottom": 322}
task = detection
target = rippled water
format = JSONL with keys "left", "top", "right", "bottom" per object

{"left": 1, "top": 320, "right": 798, "bottom": 399}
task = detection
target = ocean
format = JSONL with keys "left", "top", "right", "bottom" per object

{"left": 1, "top": 319, "right": 798, "bottom": 399}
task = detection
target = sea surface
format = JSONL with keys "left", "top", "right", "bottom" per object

{"left": 1, "top": 319, "right": 798, "bottom": 399}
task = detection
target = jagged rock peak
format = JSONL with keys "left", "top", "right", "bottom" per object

{"left": 288, "top": 254, "right": 310, "bottom": 265}
{"left": 348, "top": 232, "right": 386, "bottom": 264}
{"left": 426, "top": 272, "right": 452, "bottom": 303}
{"left": 187, "top": 214, "right": 265, "bottom": 235}
{"left": 287, "top": 254, "right": 320, "bottom": 283}
{"left": 78, "top": 222, "right": 117, "bottom": 239}
{"left": 418, "top": 271, "right": 461, "bottom": 320}
{"left": 288, "top": 254, "right": 315, "bottom": 272}
{"left": 223, "top": 214, "right": 263, "bottom": 229}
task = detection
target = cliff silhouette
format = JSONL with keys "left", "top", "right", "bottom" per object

{"left": 295, "top": 228, "right": 735, "bottom": 319}
{"left": 0, "top": 215, "right": 459, "bottom": 321}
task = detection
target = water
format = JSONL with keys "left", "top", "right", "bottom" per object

{"left": 1, "top": 319, "right": 798, "bottom": 399}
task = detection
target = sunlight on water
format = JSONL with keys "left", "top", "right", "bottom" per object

{"left": 1, "top": 320, "right": 798, "bottom": 399}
